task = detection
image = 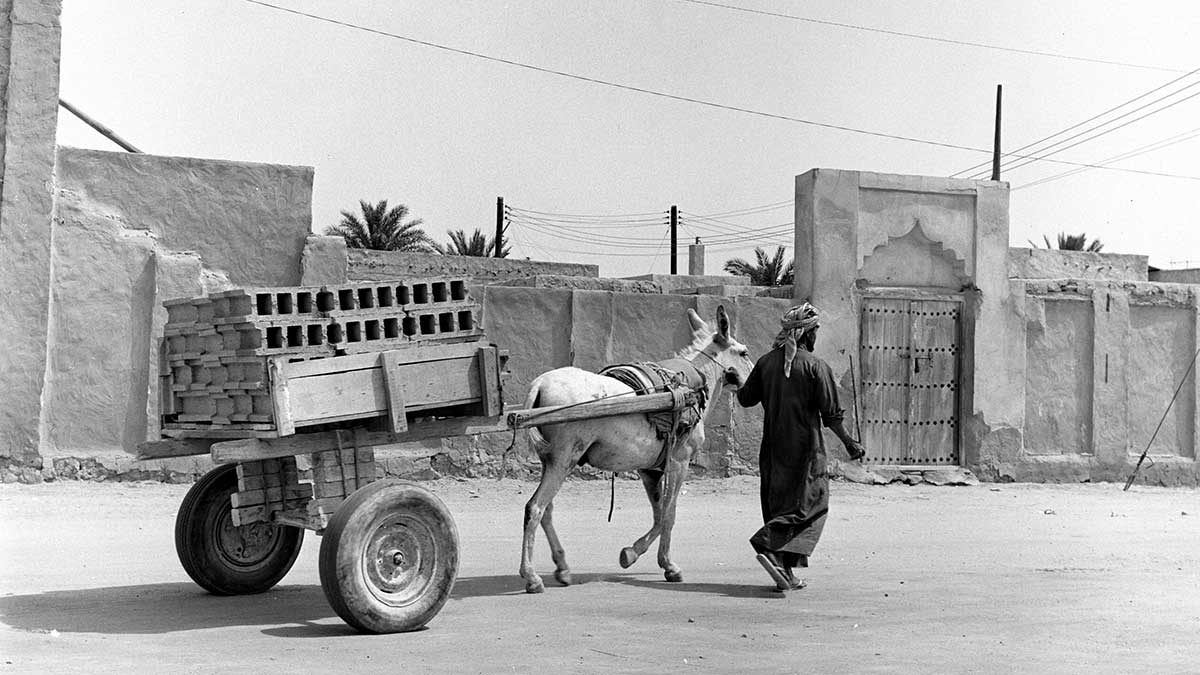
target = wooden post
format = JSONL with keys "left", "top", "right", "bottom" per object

{"left": 58, "top": 99, "right": 143, "bottom": 153}
{"left": 670, "top": 205, "right": 678, "bottom": 274}
{"left": 495, "top": 196, "right": 505, "bottom": 257}
{"left": 991, "top": 84, "right": 1002, "bottom": 181}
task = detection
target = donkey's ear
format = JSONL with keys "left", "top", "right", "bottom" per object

{"left": 687, "top": 308, "right": 708, "bottom": 332}
{"left": 716, "top": 305, "right": 731, "bottom": 338}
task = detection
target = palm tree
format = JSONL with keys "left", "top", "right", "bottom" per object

{"left": 723, "top": 246, "right": 794, "bottom": 286}
{"left": 1031, "top": 232, "right": 1103, "bottom": 252}
{"left": 326, "top": 200, "right": 433, "bottom": 252}
{"left": 435, "top": 228, "right": 511, "bottom": 258}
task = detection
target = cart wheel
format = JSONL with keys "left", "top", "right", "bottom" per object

{"left": 175, "top": 464, "right": 304, "bottom": 595}
{"left": 318, "top": 480, "right": 459, "bottom": 633}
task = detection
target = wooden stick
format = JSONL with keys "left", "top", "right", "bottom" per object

{"left": 506, "top": 391, "right": 683, "bottom": 429}
{"left": 210, "top": 415, "right": 510, "bottom": 463}
{"left": 135, "top": 437, "right": 216, "bottom": 460}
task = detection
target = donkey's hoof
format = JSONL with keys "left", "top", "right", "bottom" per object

{"left": 619, "top": 547, "right": 639, "bottom": 569}
{"left": 555, "top": 569, "right": 573, "bottom": 586}
{"left": 664, "top": 569, "right": 684, "bottom": 583}
{"left": 525, "top": 578, "right": 545, "bottom": 594}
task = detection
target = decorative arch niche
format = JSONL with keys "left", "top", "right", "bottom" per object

{"left": 858, "top": 219, "right": 969, "bottom": 289}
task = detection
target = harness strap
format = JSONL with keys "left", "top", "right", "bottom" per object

{"left": 600, "top": 360, "right": 710, "bottom": 470}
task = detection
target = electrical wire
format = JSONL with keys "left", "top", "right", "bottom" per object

{"left": 506, "top": 206, "right": 666, "bottom": 219}
{"left": 508, "top": 215, "right": 670, "bottom": 248}
{"left": 966, "top": 79, "right": 1200, "bottom": 179}
{"left": 1014, "top": 125, "right": 1200, "bottom": 191}
{"left": 952, "top": 67, "right": 1200, "bottom": 178}
{"left": 680, "top": 0, "right": 1188, "bottom": 74}
{"left": 244, "top": 1, "right": 1200, "bottom": 182}
{"left": 239, "top": 0, "right": 1007, "bottom": 156}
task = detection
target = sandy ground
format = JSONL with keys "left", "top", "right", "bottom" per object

{"left": 1, "top": 476, "right": 1198, "bottom": 674}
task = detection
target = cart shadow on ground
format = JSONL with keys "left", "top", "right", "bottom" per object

{"left": 0, "top": 575, "right": 780, "bottom": 638}
{"left": 0, "top": 583, "right": 333, "bottom": 635}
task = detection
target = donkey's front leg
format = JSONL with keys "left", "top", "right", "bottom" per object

{"left": 656, "top": 457, "right": 690, "bottom": 582}
{"left": 619, "top": 469, "right": 664, "bottom": 569}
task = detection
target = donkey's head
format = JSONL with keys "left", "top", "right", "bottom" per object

{"left": 685, "top": 305, "right": 754, "bottom": 390}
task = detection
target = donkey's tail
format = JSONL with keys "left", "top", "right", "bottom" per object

{"left": 522, "top": 376, "right": 548, "bottom": 447}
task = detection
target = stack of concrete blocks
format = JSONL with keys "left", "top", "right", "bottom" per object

{"left": 160, "top": 278, "right": 482, "bottom": 434}
{"left": 230, "top": 444, "right": 375, "bottom": 529}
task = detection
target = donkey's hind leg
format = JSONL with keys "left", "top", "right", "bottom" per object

{"left": 618, "top": 469, "right": 665, "bottom": 569}
{"left": 540, "top": 500, "right": 572, "bottom": 586}
{"left": 520, "top": 445, "right": 579, "bottom": 594}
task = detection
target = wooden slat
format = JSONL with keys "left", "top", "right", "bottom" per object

{"left": 284, "top": 356, "right": 479, "bottom": 427}
{"left": 280, "top": 341, "right": 484, "bottom": 378}
{"left": 477, "top": 345, "right": 503, "bottom": 416}
{"left": 268, "top": 356, "right": 295, "bottom": 436}
{"left": 209, "top": 415, "right": 510, "bottom": 463}
{"left": 135, "top": 437, "right": 215, "bottom": 459}
{"left": 378, "top": 351, "right": 409, "bottom": 433}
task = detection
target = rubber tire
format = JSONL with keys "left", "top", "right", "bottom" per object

{"left": 174, "top": 464, "right": 304, "bottom": 595}
{"left": 318, "top": 480, "right": 459, "bottom": 634}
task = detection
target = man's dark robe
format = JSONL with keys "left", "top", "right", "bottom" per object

{"left": 736, "top": 346, "right": 844, "bottom": 568}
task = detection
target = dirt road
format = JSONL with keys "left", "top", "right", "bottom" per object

{"left": 1, "top": 476, "right": 1198, "bottom": 673}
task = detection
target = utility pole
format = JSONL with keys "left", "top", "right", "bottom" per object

{"left": 669, "top": 205, "right": 678, "bottom": 275}
{"left": 991, "top": 84, "right": 1002, "bottom": 181}
{"left": 495, "top": 197, "right": 504, "bottom": 258}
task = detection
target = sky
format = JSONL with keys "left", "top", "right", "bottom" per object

{"left": 55, "top": 1, "right": 1200, "bottom": 278}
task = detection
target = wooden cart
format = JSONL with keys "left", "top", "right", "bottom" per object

{"left": 140, "top": 320, "right": 699, "bottom": 634}
{"left": 139, "top": 340, "right": 509, "bottom": 634}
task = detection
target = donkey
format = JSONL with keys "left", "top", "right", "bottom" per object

{"left": 518, "top": 305, "right": 754, "bottom": 593}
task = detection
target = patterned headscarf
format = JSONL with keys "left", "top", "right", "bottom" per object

{"left": 773, "top": 303, "right": 820, "bottom": 377}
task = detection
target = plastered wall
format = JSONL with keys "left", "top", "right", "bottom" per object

{"left": 39, "top": 148, "right": 314, "bottom": 459}
{"left": 0, "top": 0, "right": 61, "bottom": 466}
{"left": 380, "top": 285, "right": 794, "bottom": 479}
{"left": 1001, "top": 280, "right": 1200, "bottom": 485}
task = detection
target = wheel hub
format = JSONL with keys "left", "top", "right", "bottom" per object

{"left": 364, "top": 518, "right": 435, "bottom": 605}
{"left": 217, "top": 514, "right": 280, "bottom": 565}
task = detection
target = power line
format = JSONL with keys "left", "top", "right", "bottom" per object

{"left": 1013, "top": 125, "right": 1200, "bottom": 191}
{"left": 952, "top": 67, "right": 1200, "bottom": 178}
{"left": 967, "top": 77, "right": 1200, "bottom": 179}
{"left": 679, "top": 0, "right": 1188, "bottom": 74}
{"left": 977, "top": 88, "right": 1200, "bottom": 178}
{"left": 239, "top": 0, "right": 1000, "bottom": 154}
{"left": 506, "top": 206, "right": 667, "bottom": 220}
{"left": 243, "top": 1, "right": 1200, "bottom": 183}
{"left": 681, "top": 200, "right": 792, "bottom": 219}
{"left": 509, "top": 215, "right": 670, "bottom": 249}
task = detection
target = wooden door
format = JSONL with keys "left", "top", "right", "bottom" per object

{"left": 858, "top": 297, "right": 961, "bottom": 466}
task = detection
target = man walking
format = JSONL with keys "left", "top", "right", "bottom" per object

{"left": 736, "top": 303, "right": 866, "bottom": 591}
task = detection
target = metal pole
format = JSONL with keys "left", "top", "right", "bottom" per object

{"left": 495, "top": 197, "right": 504, "bottom": 258}
{"left": 670, "top": 205, "right": 678, "bottom": 275}
{"left": 991, "top": 84, "right": 1002, "bottom": 181}
{"left": 58, "top": 99, "right": 142, "bottom": 153}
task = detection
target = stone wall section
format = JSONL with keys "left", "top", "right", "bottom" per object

{"left": 1008, "top": 247, "right": 1149, "bottom": 281}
